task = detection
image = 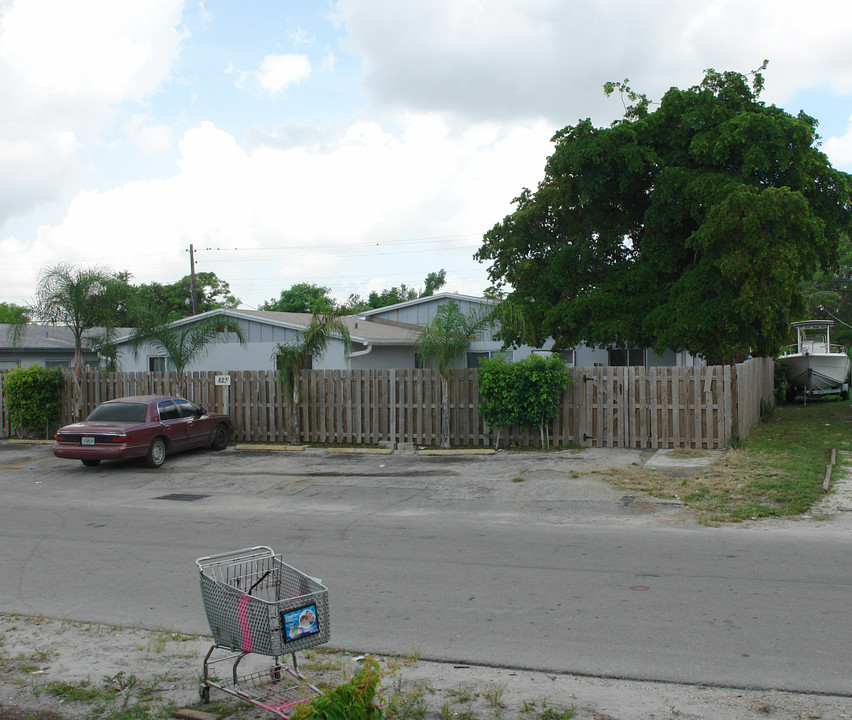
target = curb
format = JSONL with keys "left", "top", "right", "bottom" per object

{"left": 235, "top": 443, "right": 307, "bottom": 451}
{"left": 418, "top": 448, "right": 496, "bottom": 456}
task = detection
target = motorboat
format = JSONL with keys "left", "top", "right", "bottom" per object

{"left": 777, "top": 320, "right": 850, "bottom": 402}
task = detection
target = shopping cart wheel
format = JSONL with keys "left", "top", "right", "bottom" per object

{"left": 270, "top": 665, "right": 282, "bottom": 680}
{"left": 199, "top": 685, "right": 210, "bottom": 703}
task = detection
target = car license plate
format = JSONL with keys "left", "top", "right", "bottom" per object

{"left": 81, "top": 436, "right": 95, "bottom": 445}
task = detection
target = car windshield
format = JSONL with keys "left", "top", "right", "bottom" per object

{"left": 86, "top": 403, "right": 148, "bottom": 423}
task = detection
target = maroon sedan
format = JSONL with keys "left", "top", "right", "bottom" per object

{"left": 53, "top": 395, "right": 234, "bottom": 468}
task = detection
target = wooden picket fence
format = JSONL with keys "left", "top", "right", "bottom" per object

{"left": 0, "top": 358, "right": 774, "bottom": 449}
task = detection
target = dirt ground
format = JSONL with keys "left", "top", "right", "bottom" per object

{"left": 2, "top": 447, "right": 852, "bottom": 719}
{"left": 2, "top": 611, "right": 852, "bottom": 720}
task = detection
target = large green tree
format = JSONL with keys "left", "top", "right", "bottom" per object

{"left": 121, "top": 272, "right": 239, "bottom": 323}
{"left": 0, "top": 302, "right": 29, "bottom": 324}
{"left": 475, "top": 65, "right": 852, "bottom": 364}
{"left": 261, "top": 283, "right": 336, "bottom": 314}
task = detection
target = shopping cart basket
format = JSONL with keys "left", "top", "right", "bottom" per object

{"left": 196, "top": 546, "right": 331, "bottom": 718}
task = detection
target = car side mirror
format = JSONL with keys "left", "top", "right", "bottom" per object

{"left": 197, "top": 407, "right": 206, "bottom": 417}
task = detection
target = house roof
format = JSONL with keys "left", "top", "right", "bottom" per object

{"left": 234, "top": 309, "right": 422, "bottom": 346}
{"left": 113, "top": 309, "right": 423, "bottom": 347}
{"left": 0, "top": 324, "right": 128, "bottom": 354}
{"left": 357, "top": 291, "right": 495, "bottom": 318}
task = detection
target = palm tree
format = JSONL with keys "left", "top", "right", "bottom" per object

{"left": 414, "top": 300, "right": 529, "bottom": 449}
{"left": 32, "top": 263, "right": 122, "bottom": 419}
{"left": 275, "top": 312, "right": 351, "bottom": 442}
{"left": 128, "top": 310, "right": 246, "bottom": 396}
{"left": 414, "top": 302, "right": 495, "bottom": 448}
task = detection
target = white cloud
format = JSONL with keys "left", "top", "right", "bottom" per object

{"left": 0, "top": 0, "right": 185, "bottom": 110}
{"left": 242, "top": 53, "right": 312, "bottom": 96}
{"left": 337, "top": 0, "right": 852, "bottom": 125}
{"left": 126, "top": 112, "right": 174, "bottom": 155}
{"left": 0, "top": 0, "right": 185, "bottom": 225}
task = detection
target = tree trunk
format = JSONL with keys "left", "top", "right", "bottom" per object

{"left": 440, "top": 376, "right": 450, "bottom": 449}
{"left": 73, "top": 339, "right": 83, "bottom": 421}
{"left": 288, "top": 387, "right": 300, "bottom": 444}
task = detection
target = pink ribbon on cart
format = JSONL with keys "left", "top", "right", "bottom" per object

{"left": 238, "top": 594, "right": 252, "bottom": 652}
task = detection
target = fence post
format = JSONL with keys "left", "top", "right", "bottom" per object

{"left": 389, "top": 368, "right": 397, "bottom": 448}
{"left": 730, "top": 363, "right": 739, "bottom": 442}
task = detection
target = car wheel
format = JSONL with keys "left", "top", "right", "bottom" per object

{"left": 211, "top": 423, "right": 230, "bottom": 451}
{"left": 81, "top": 459, "right": 101, "bottom": 467}
{"left": 144, "top": 437, "right": 167, "bottom": 468}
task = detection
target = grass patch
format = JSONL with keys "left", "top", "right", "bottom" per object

{"left": 596, "top": 398, "right": 849, "bottom": 524}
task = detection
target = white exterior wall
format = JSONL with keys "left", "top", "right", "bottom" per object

{"left": 348, "top": 345, "right": 415, "bottom": 370}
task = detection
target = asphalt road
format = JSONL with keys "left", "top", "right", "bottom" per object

{"left": 1, "top": 441, "right": 850, "bottom": 697}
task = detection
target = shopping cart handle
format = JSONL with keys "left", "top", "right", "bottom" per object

{"left": 195, "top": 546, "right": 274, "bottom": 570}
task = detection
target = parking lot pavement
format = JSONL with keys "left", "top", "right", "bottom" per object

{"left": 0, "top": 439, "right": 710, "bottom": 526}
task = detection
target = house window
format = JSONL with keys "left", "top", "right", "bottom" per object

{"left": 467, "top": 350, "right": 511, "bottom": 368}
{"left": 608, "top": 348, "right": 645, "bottom": 367}
{"left": 148, "top": 356, "right": 167, "bottom": 372}
{"left": 45, "top": 361, "right": 69, "bottom": 369}
{"left": 467, "top": 351, "right": 490, "bottom": 368}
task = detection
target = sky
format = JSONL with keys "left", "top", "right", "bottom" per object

{"left": 1, "top": 0, "right": 852, "bottom": 311}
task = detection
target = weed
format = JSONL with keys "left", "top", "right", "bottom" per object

{"left": 537, "top": 707, "right": 576, "bottom": 720}
{"left": 484, "top": 682, "right": 507, "bottom": 709}
{"left": 44, "top": 679, "right": 107, "bottom": 703}
{"left": 299, "top": 653, "right": 346, "bottom": 674}
{"left": 383, "top": 685, "right": 428, "bottom": 719}
{"left": 447, "top": 684, "right": 478, "bottom": 703}
{"left": 145, "top": 627, "right": 197, "bottom": 654}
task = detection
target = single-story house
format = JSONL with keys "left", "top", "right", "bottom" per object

{"left": 112, "top": 292, "right": 702, "bottom": 373}
{"left": 113, "top": 309, "right": 422, "bottom": 373}
{"left": 0, "top": 324, "right": 102, "bottom": 371}
{"left": 360, "top": 293, "right": 701, "bottom": 369}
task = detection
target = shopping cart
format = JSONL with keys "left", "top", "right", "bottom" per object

{"left": 196, "top": 546, "right": 331, "bottom": 718}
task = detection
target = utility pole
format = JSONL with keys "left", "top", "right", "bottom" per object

{"left": 188, "top": 243, "right": 198, "bottom": 315}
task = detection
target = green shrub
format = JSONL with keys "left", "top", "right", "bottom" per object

{"left": 478, "top": 354, "right": 571, "bottom": 448}
{"left": 478, "top": 356, "right": 519, "bottom": 448}
{"left": 3, "top": 365, "right": 63, "bottom": 438}
{"left": 291, "top": 657, "right": 382, "bottom": 720}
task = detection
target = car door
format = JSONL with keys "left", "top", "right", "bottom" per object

{"left": 174, "top": 398, "right": 209, "bottom": 448}
{"left": 157, "top": 399, "right": 189, "bottom": 450}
